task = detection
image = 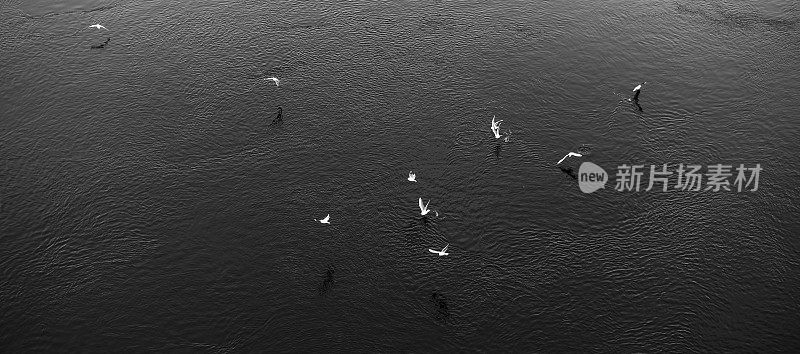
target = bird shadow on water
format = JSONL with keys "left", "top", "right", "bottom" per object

{"left": 13, "top": 2, "right": 125, "bottom": 19}
{"left": 399, "top": 215, "right": 445, "bottom": 248}
{"left": 430, "top": 292, "right": 451, "bottom": 323}
{"left": 634, "top": 99, "right": 643, "bottom": 112}
{"left": 413, "top": 213, "right": 443, "bottom": 228}
{"left": 559, "top": 166, "right": 578, "bottom": 180}
{"left": 269, "top": 106, "right": 283, "bottom": 126}
{"left": 418, "top": 215, "right": 431, "bottom": 227}
{"left": 611, "top": 97, "right": 644, "bottom": 115}
{"left": 674, "top": 1, "right": 798, "bottom": 31}
{"left": 414, "top": 216, "right": 440, "bottom": 239}
{"left": 90, "top": 37, "right": 110, "bottom": 49}
{"left": 493, "top": 142, "right": 503, "bottom": 159}
{"left": 318, "top": 264, "right": 336, "bottom": 298}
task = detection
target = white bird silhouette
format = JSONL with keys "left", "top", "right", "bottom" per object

{"left": 556, "top": 152, "right": 583, "bottom": 165}
{"left": 408, "top": 171, "right": 417, "bottom": 182}
{"left": 633, "top": 82, "right": 646, "bottom": 92}
{"left": 419, "top": 198, "right": 431, "bottom": 215}
{"left": 89, "top": 24, "right": 108, "bottom": 30}
{"left": 265, "top": 77, "right": 280, "bottom": 86}
{"left": 315, "top": 214, "right": 330, "bottom": 224}
{"left": 491, "top": 116, "right": 503, "bottom": 139}
{"left": 429, "top": 244, "right": 449, "bottom": 256}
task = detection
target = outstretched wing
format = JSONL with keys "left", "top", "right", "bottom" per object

{"left": 442, "top": 244, "right": 449, "bottom": 252}
{"left": 419, "top": 197, "right": 424, "bottom": 211}
{"left": 428, "top": 249, "right": 439, "bottom": 254}
{"left": 556, "top": 154, "right": 569, "bottom": 165}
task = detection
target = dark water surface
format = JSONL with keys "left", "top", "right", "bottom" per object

{"left": 2, "top": 0, "right": 799, "bottom": 351}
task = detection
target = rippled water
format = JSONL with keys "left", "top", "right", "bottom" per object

{"left": 1, "top": 0, "right": 799, "bottom": 351}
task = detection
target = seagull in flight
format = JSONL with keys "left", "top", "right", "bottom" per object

{"left": 265, "top": 77, "right": 280, "bottom": 86}
{"left": 315, "top": 214, "right": 330, "bottom": 224}
{"left": 419, "top": 198, "right": 431, "bottom": 216}
{"left": 491, "top": 115, "right": 503, "bottom": 139}
{"left": 407, "top": 171, "right": 417, "bottom": 182}
{"left": 89, "top": 24, "right": 108, "bottom": 30}
{"left": 429, "top": 244, "right": 449, "bottom": 256}
{"left": 556, "top": 152, "right": 583, "bottom": 165}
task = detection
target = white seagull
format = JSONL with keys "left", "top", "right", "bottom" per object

{"left": 418, "top": 198, "right": 431, "bottom": 216}
{"left": 315, "top": 214, "right": 330, "bottom": 224}
{"left": 265, "top": 77, "right": 280, "bottom": 86}
{"left": 429, "top": 244, "right": 449, "bottom": 256}
{"left": 89, "top": 24, "right": 108, "bottom": 30}
{"left": 491, "top": 116, "right": 503, "bottom": 139}
{"left": 556, "top": 152, "right": 583, "bottom": 165}
{"left": 407, "top": 171, "right": 417, "bottom": 182}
